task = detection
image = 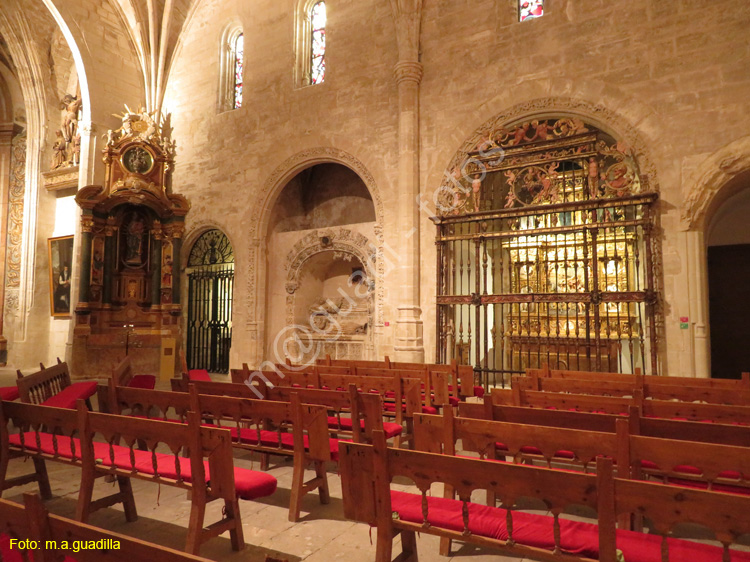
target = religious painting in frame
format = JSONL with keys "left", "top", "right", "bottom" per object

{"left": 48, "top": 235, "right": 74, "bottom": 317}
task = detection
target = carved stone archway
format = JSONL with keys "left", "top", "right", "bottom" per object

{"left": 279, "top": 227, "right": 378, "bottom": 362}
{"left": 245, "top": 147, "right": 384, "bottom": 368}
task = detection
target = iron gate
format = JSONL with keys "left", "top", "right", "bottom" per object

{"left": 435, "top": 118, "right": 660, "bottom": 387}
{"left": 186, "top": 230, "right": 234, "bottom": 373}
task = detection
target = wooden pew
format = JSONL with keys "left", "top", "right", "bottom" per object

{"left": 187, "top": 388, "right": 336, "bottom": 522}
{"left": 340, "top": 432, "right": 750, "bottom": 562}
{"left": 518, "top": 372, "right": 750, "bottom": 406}
{"left": 530, "top": 364, "right": 750, "bottom": 389}
{"left": 16, "top": 360, "right": 97, "bottom": 409}
{"left": 493, "top": 386, "right": 750, "bottom": 424}
{"left": 0, "top": 400, "right": 278, "bottom": 554}
{"left": 231, "top": 365, "right": 423, "bottom": 447}
{"left": 461, "top": 401, "right": 750, "bottom": 449}
{"left": 103, "top": 382, "right": 333, "bottom": 522}
{"left": 0, "top": 493, "right": 210, "bottom": 562}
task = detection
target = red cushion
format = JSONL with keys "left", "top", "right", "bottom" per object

{"left": 382, "top": 403, "right": 438, "bottom": 415}
{"left": 0, "top": 387, "right": 19, "bottom": 401}
{"left": 127, "top": 375, "right": 156, "bottom": 389}
{"left": 41, "top": 382, "right": 98, "bottom": 409}
{"left": 230, "top": 427, "right": 340, "bottom": 461}
{"left": 326, "top": 416, "right": 402, "bottom": 438}
{"left": 390, "top": 490, "right": 750, "bottom": 561}
{"left": 188, "top": 369, "right": 211, "bottom": 382}
{"left": 473, "top": 385, "right": 485, "bottom": 398}
{"left": 8, "top": 432, "right": 276, "bottom": 501}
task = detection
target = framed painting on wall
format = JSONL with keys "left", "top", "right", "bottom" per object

{"left": 48, "top": 235, "right": 74, "bottom": 317}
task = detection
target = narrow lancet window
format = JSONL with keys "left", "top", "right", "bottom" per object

{"left": 233, "top": 33, "right": 244, "bottom": 108}
{"left": 519, "top": 0, "right": 544, "bottom": 21}
{"left": 310, "top": 2, "right": 326, "bottom": 84}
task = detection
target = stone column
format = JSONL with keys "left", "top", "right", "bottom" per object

{"left": 686, "top": 230, "right": 711, "bottom": 378}
{"left": 102, "top": 220, "right": 116, "bottom": 306}
{"left": 0, "top": 124, "right": 20, "bottom": 365}
{"left": 390, "top": 0, "right": 425, "bottom": 362}
{"left": 171, "top": 223, "right": 184, "bottom": 306}
{"left": 151, "top": 222, "right": 162, "bottom": 308}
{"left": 77, "top": 216, "right": 94, "bottom": 306}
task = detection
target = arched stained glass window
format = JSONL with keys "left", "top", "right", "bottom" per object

{"left": 233, "top": 33, "right": 244, "bottom": 109}
{"left": 519, "top": 0, "right": 544, "bottom": 21}
{"left": 310, "top": 1, "right": 326, "bottom": 84}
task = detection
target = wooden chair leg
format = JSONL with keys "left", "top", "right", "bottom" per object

{"left": 401, "top": 530, "right": 419, "bottom": 561}
{"left": 438, "top": 536, "right": 451, "bottom": 557}
{"left": 185, "top": 498, "right": 207, "bottom": 555}
{"left": 75, "top": 473, "right": 95, "bottom": 523}
{"left": 224, "top": 498, "right": 245, "bottom": 552}
{"left": 85, "top": 398, "right": 93, "bottom": 410}
{"left": 32, "top": 458, "right": 53, "bottom": 500}
{"left": 288, "top": 460, "right": 305, "bottom": 522}
{"left": 117, "top": 476, "right": 138, "bottom": 522}
{"left": 375, "top": 528, "right": 395, "bottom": 562}
{"left": 260, "top": 452, "right": 270, "bottom": 471}
{"left": 315, "top": 461, "right": 330, "bottom": 505}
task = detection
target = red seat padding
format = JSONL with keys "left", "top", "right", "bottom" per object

{"left": 473, "top": 385, "right": 485, "bottom": 398}
{"left": 390, "top": 490, "right": 750, "bottom": 561}
{"left": 230, "top": 427, "right": 340, "bottom": 461}
{"left": 41, "top": 382, "right": 98, "bottom": 409}
{"left": 127, "top": 375, "right": 156, "bottom": 389}
{"left": 326, "top": 416, "right": 402, "bottom": 438}
{"left": 8, "top": 432, "right": 277, "bottom": 501}
{"left": 382, "top": 403, "right": 438, "bottom": 415}
{"left": 188, "top": 369, "right": 211, "bottom": 382}
{"left": 0, "top": 387, "right": 19, "bottom": 401}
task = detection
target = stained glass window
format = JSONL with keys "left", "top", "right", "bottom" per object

{"left": 310, "top": 2, "right": 326, "bottom": 85}
{"left": 519, "top": 0, "right": 544, "bottom": 21}
{"left": 233, "top": 33, "right": 244, "bottom": 109}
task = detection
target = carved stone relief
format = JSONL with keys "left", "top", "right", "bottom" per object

{"left": 5, "top": 132, "right": 26, "bottom": 296}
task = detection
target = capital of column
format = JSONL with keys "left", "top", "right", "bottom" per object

{"left": 81, "top": 217, "right": 95, "bottom": 233}
{"left": 394, "top": 61, "right": 424, "bottom": 86}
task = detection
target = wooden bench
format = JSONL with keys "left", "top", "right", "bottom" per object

{"left": 0, "top": 493, "right": 210, "bottom": 562}
{"left": 187, "top": 388, "right": 337, "bottom": 522}
{"left": 183, "top": 379, "right": 398, "bottom": 442}
{"left": 0, "top": 400, "right": 278, "bottom": 554}
{"left": 103, "top": 382, "right": 334, "bottom": 522}
{"left": 460, "top": 401, "right": 750, "bottom": 448}
{"left": 232, "top": 365, "right": 423, "bottom": 447}
{"left": 518, "top": 372, "right": 750, "bottom": 406}
{"left": 529, "top": 364, "right": 750, "bottom": 389}
{"left": 312, "top": 355, "right": 482, "bottom": 398}
{"left": 340, "top": 432, "right": 750, "bottom": 562}
{"left": 16, "top": 360, "right": 97, "bottom": 410}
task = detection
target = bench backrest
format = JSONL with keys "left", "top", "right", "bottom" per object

{"left": 188, "top": 389, "right": 333, "bottom": 462}
{"left": 340, "top": 432, "right": 600, "bottom": 544}
{"left": 495, "top": 386, "right": 638, "bottom": 415}
{"left": 108, "top": 380, "right": 192, "bottom": 421}
{"left": 462, "top": 400, "right": 750, "bottom": 448}
{"left": 16, "top": 360, "right": 71, "bottom": 405}
{"left": 0, "top": 493, "right": 209, "bottom": 562}
{"left": 415, "top": 407, "right": 616, "bottom": 470}
{"left": 520, "top": 372, "right": 750, "bottom": 406}
{"left": 530, "top": 365, "right": 750, "bottom": 389}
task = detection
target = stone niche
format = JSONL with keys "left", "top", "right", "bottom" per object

{"left": 71, "top": 108, "right": 189, "bottom": 379}
{"left": 265, "top": 163, "right": 379, "bottom": 364}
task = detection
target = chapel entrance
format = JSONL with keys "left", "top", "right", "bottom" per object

{"left": 435, "top": 117, "right": 660, "bottom": 387}
{"left": 706, "top": 186, "right": 750, "bottom": 379}
{"left": 186, "top": 229, "right": 234, "bottom": 373}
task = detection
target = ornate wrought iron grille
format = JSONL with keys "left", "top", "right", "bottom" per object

{"left": 435, "top": 118, "right": 660, "bottom": 387}
{"left": 186, "top": 230, "right": 234, "bottom": 373}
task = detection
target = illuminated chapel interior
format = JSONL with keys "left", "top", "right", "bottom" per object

{"left": 1, "top": 0, "right": 750, "bottom": 560}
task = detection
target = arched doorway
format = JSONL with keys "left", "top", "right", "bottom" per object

{"left": 706, "top": 186, "right": 750, "bottom": 379}
{"left": 435, "top": 117, "right": 660, "bottom": 385}
{"left": 265, "top": 163, "right": 378, "bottom": 365}
{"left": 186, "top": 229, "right": 234, "bottom": 373}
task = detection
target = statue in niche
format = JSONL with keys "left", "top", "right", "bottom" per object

{"left": 51, "top": 131, "right": 67, "bottom": 170}
{"left": 308, "top": 296, "right": 368, "bottom": 335}
{"left": 124, "top": 213, "right": 146, "bottom": 265}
